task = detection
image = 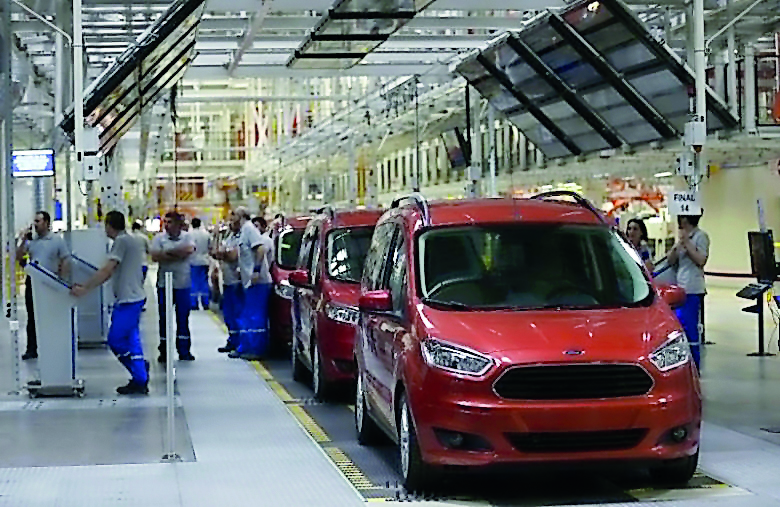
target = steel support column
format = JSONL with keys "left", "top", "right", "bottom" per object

{"left": 744, "top": 44, "right": 757, "bottom": 133}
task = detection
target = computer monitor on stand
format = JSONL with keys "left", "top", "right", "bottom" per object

{"left": 737, "top": 231, "right": 778, "bottom": 356}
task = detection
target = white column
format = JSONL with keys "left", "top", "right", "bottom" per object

{"left": 745, "top": 44, "right": 757, "bottom": 133}
{"left": 727, "top": 27, "right": 738, "bottom": 116}
{"left": 519, "top": 131, "right": 528, "bottom": 170}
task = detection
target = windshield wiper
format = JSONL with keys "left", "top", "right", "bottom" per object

{"left": 422, "top": 298, "right": 473, "bottom": 311}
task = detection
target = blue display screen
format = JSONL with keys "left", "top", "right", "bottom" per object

{"left": 12, "top": 150, "right": 55, "bottom": 178}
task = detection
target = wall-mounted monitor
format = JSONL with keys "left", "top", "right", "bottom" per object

{"left": 12, "top": 149, "right": 55, "bottom": 178}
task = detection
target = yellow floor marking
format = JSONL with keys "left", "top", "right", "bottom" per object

{"left": 251, "top": 361, "right": 274, "bottom": 381}
{"left": 324, "top": 447, "right": 380, "bottom": 490}
{"left": 288, "top": 404, "right": 331, "bottom": 443}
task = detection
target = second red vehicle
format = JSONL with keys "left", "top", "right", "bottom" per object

{"left": 289, "top": 207, "right": 383, "bottom": 399}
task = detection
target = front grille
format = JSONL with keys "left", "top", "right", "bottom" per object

{"left": 507, "top": 429, "right": 648, "bottom": 453}
{"left": 493, "top": 364, "right": 653, "bottom": 400}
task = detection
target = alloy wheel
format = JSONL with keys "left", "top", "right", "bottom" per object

{"left": 356, "top": 374, "right": 365, "bottom": 432}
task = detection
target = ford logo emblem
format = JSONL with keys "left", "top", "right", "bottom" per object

{"left": 564, "top": 350, "right": 584, "bottom": 356}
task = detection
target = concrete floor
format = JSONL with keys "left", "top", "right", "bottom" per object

{"left": 0, "top": 278, "right": 778, "bottom": 506}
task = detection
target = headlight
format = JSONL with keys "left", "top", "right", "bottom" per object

{"left": 275, "top": 281, "right": 295, "bottom": 300}
{"left": 421, "top": 338, "right": 494, "bottom": 376}
{"left": 325, "top": 303, "right": 359, "bottom": 325}
{"left": 649, "top": 331, "right": 691, "bottom": 372}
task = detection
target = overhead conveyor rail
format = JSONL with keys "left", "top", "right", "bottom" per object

{"left": 455, "top": 0, "right": 739, "bottom": 160}
{"left": 59, "top": 0, "right": 206, "bottom": 154}
{"left": 287, "top": 0, "right": 436, "bottom": 70}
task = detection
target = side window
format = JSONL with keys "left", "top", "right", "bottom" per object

{"left": 297, "top": 224, "right": 318, "bottom": 271}
{"left": 309, "top": 231, "right": 322, "bottom": 284}
{"left": 362, "top": 223, "right": 395, "bottom": 291}
{"left": 387, "top": 234, "right": 408, "bottom": 315}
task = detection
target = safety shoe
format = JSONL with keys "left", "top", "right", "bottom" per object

{"left": 157, "top": 353, "right": 166, "bottom": 364}
{"left": 217, "top": 344, "right": 234, "bottom": 353}
{"left": 116, "top": 380, "right": 149, "bottom": 395}
{"left": 22, "top": 352, "right": 38, "bottom": 360}
{"left": 227, "top": 350, "right": 241, "bottom": 359}
{"left": 179, "top": 354, "right": 195, "bottom": 361}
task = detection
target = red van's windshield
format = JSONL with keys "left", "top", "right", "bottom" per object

{"left": 327, "top": 227, "right": 375, "bottom": 283}
{"left": 418, "top": 224, "right": 652, "bottom": 310}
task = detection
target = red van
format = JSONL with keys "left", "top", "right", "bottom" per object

{"left": 289, "top": 207, "right": 383, "bottom": 399}
{"left": 269, "top": 216, "right": 311, "bottom": 352}
{"left": 354, "top": 193, "right": 701, "bottom": 491}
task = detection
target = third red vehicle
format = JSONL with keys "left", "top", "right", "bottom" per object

{"left": 270, "top": 215, "right": 310, "bottom": 351}
{"left": 354, "top": 193, "right": 701, "bottom": 491}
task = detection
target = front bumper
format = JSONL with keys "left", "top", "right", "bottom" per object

{"left": 409, "top": 363, "right": 701, "bottom": 468}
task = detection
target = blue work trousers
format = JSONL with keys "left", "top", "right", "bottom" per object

{"left": 190, "top": 265, "right": 210, "bottom": 310}
{"left": 237, "top": 283, "right": 272, "bottom": 358}
{"left": 222, "top": 283, "right": 244, "bottom": 349}
{"left": 676, "top": 293, "right": 704, "bottom": 370}
{"left": 157, "top": 287, "right": 192, "bottom": 356}
{"left": 108, "top": 301, "right": 148, "bottom": 384}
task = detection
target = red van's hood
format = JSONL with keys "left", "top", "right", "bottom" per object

{"left": 324, "top": 280, "right": 361, "bottom": 308}
{"left": 418, "top": 302, "right": 680, "bottom": 363}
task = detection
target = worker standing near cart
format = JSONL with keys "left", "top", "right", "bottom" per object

{"left": 151, "top": 211, "right": 196, "bottom": 363}
{"left": 71, "top": 211, "right": 149, "bottom": 395}
{"left": 16, "top": 211, "right": 70, "bottom": 360}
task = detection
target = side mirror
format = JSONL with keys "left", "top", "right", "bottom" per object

{"left": 658, "top": 285, "right": 686, "bottom": 309}
{"left": 288, "top": 269, "right": 310, "bottom": 288}
{"left": 359, "top": 290, "right": 393, "bottom": 313}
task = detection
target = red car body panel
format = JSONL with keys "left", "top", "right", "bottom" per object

{"left": 293, "top": 208, "right": 383, "bottom": 386}
{"left": 355, "top": 197, "right": 702, "bottom": 469}
{"left": 270, "top": 216, "right": 310, "bottom": 347}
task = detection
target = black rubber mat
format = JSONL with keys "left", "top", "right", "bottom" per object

{"left": 259, "top": 358, "right": 748, "bottom": 505}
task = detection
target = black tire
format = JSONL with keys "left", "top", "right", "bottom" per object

{"left": 291, "top": 334, "right": 307, "bottom": 383}
{"left": 398, "top": 391, "right": 433, "bottom": 492}
{"left": 356, "top": 372, "right": 382, "bottom": 445}
{"left": 649, "top": 450, "right": 699, "bottom": 487}
{"left": 312, "top": 340, "right": 333, "bottom": 401}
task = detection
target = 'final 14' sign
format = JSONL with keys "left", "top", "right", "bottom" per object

{"left": 668, "top": 190, "right": 702, "bottom": 216}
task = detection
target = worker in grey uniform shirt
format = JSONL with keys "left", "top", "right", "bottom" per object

{"left": 151, "top": 211, "right": 195, "bottom": 363}
{"left": 189, "top": 217, "right": 212, "bottom": 310}
{"left": 15, "top": 211, "right": 70, "bottom": 360}
{"left": 72, "top": 211, "right": 150, "bottom": 395}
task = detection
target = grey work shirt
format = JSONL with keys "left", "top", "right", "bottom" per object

{"left": 152, "top": 232, "right": 193, "bottom": 289}
{"left": 108, "top": 231, "right": 146, "bottom": 304}
{"left": 189, "top": 228, "right": 211, "bottom": 266}
{"left": 675, "top": 228, "right": 710, "bottom": 295}
{"left": 256, "top": 233, "right": 274, "bottom": 285}
{"left": 132, "top": 231, "right": 151, "bottom": 267}
{"left": 238, "top": 221, "right": 263, "bottom": 289}
{"left": 221, "top": 233, "right": 241, "bottom": 286}
{"left": 27, "top": 232, "right": 69, "bottom": 274}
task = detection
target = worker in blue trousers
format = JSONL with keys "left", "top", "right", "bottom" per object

{"left": 213, "top": 218, "right": 243, "bottom": 353}
{"left": 189, "top": 217, "right": 212, "bottom": 310}
{"left": 229, "top": 207, "right": 272, "bottom": 359}
{"left": 71, "top": 211, "right": 149, "bottom": 395}
{"left": 668, "top": 214, "right": 710, "bottom": 371}
{"left": 151, "top": 211, "right": 195, "bottom": 363}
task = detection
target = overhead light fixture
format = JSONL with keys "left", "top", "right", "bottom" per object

{"left": 654, "top": 171, "right": 673, "bottom": 178}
